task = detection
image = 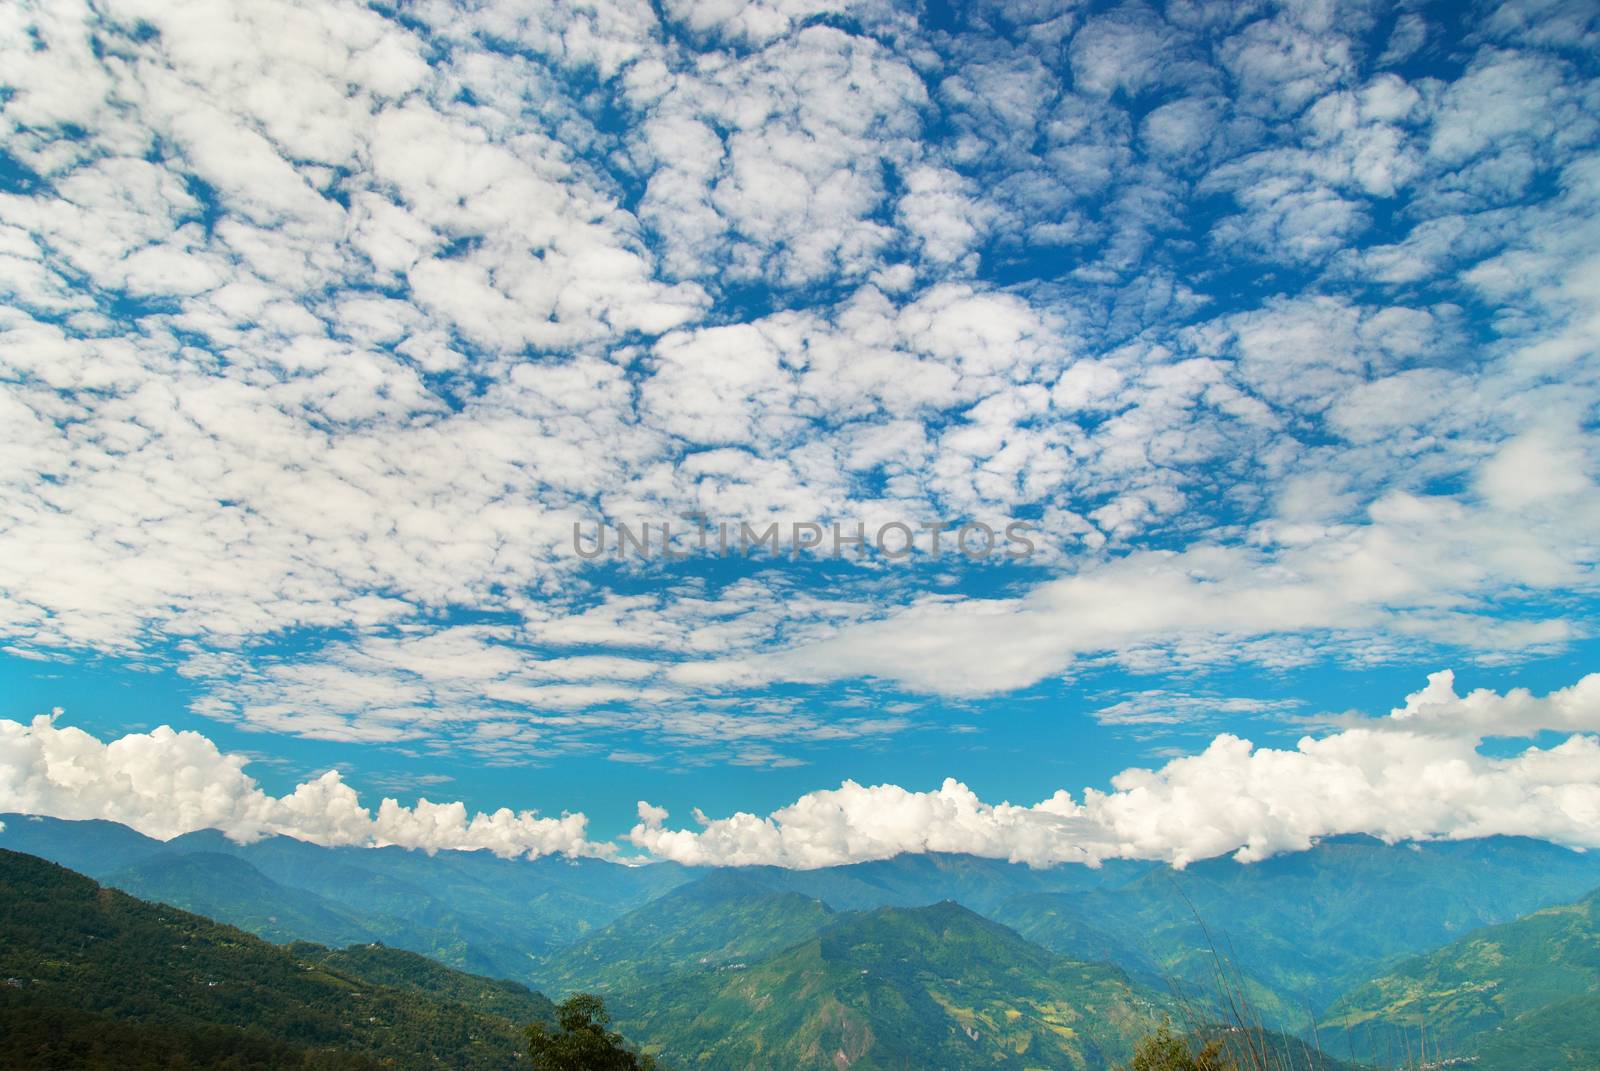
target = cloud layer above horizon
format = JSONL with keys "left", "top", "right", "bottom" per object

{"left": 1, "top": 0, "right": 1598, "bottom": 798}
{"left": 5, "top": 670, "right": 1600, "bottom": 868}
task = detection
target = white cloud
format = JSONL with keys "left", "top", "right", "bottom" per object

{"left": 633, "top": 671, "right": 1600, "bottom": 868}
{"left": 1068, "top": 6, "right": 1193, "bottom": 100}
{"left": 0, "top": 0, "right": 1598, "bottom": 770}
{"left": 895, "top": 165, "right": 994, "bottom": 267}
{"left": 1376, "top": 13, "right": 1427, "bottom": 68}
{"left": 0, "top": 712, "right": 605, "bottom": 857}
{"left": 631, "top": 777, "right": 1102, "bottom": 868}
{"left": 1141, "top": 96, "right": 1223, "bottom": 161}
{"left": 1383, "top": 668, "right": 1600, "bottom": 737}
{"left": 667, "top": 457, "right": 1600, "bottom": 696}
{"left": 1217, "top": 8, "right": 1359, "bottom": 118}
{"left": 8, "top": 672, "right": 1600, "bottom": 870}
{"left": 1479, "top": 428, "right": 1592, "bottom": 509}
{"left": 658, "top": 0, "right": 858, "bottom": 46}
{"left": 1427, "top": 50, "right": 1587, "bottom": 169}
{"left": 632, "top": 25, "right": 926, "bottom": 287}
{"left": 1090, "top": 690, "right": 1300, "bottom": 727}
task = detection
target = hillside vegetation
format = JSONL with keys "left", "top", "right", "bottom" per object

{"left": 538, "top": 870, "right": 836, "bottom": 995}
{"left": 616, "top": 900, "right": 1164, "bottom": 1070}
{"left": 1326, "top": 886, "right": 1600, "bottom": 1069}
{"left": 12, "top": 815, "right": 1600, "bottom": 1032}
{"left": 0, "top": 848, "right": 551, "bottom": 1070}
{"left": 0, "top": 813, "right": 693, "bottom": 984}
{"left": 1003, "top": 835, "right": 1600, "bottom": 1027}
{"left": 10, "top": 816, "right": 1600, "bottom": 1071}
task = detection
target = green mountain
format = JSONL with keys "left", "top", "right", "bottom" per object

{"left": 0, "top": 847, "right": 553, "bottom": 1070}
{"left": 544, "top": 870, "right": 1356, "bottom": 1062}
{"left": 0, "top": 814, "right": 167, "bottom": 875}
{"left": 108, "top": 851, "right": 377, "bottom": 947}
{"left": 14, "top": 812, "right": 1600, "bottom": 1054}
{"left": 1003, "top": 835, "right": 1600, "bottom": 1027}
{"left": 1326, "top": 886, "right": 1600, "bottom": 1069}
{"left": 723, "top": 852, "right": 1150, "bottom": 913}
{"left": 614, "top": 900, "right": 1164, "bottom": 1071}
{"left": 540, "top": 870, "right": 836, "bottom": 996}
{"left": 1466, "top": 993, "right": 1600, "bottom": 1071}
{"left": 159, "top": 827, "right": 693, "bottom": 978}
{"left": 1, "top": 813, "right": 695, "bottom": 985}
{"left": 293, "top": 943, "right": 555, "bottom": 1028}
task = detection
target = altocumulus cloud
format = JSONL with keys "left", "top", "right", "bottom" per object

{"left": 1, "top": 0, "right": 1598, "bottom": 746}
{"left": 6, "top": 671, "right": 1600, "bottom": 868}
{"left": 2, "top": 0, "right": 1600, "bottom": 809}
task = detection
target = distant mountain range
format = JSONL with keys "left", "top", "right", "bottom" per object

{"left": 7, "top": 813, "right": 1600, "bottom": 1070}
{"left": 537, "top": 868, "right": 1166, "bottom": 1067}
{"left": 0, "top": 813, "right": 692, "bottom": 982}
{"left": 1327, "top": 885, "right": 1600, "bottom": 1070}
{"left": 999, "top": 833, "right": 1600, "bottom": 1029}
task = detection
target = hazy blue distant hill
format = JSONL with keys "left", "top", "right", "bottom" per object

{"left": 1003, "top": 834, "right": 1600, "bottom": 1026}
{"left": 0, "top": 813, "right": 167, "bottom": 875}
{"left": 13, "top": 812, "right": 1600, "bottom": 1044}
{"left": 720, "top": 851, "right": 1150, "bottom": 912}
{"left": 1327, "top": 885, "right": 1600, "bottom": 1069}
{"left": 0, "top": 847, "right": 554, "bottom": 1070}
{"left": 163, "top": 828, "right": 696, "bottom": 980}
{"left": 164, "top": 829, "right": 551, "bottom": 980}
{"left": 1, "top": 813, "right": 695, "bottom": 985}
{"left": 108, "top": 851, "right": 378, "bottom": 947}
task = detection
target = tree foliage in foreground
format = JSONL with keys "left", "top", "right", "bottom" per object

{"left": 1121, "top": 1023, "right": 1362, "bottom": 1071}
{"left": 526, "top": 994, "right": 659, "bottom": 1071}
{"left": 1124, "top": 1025, "right": 1234, "bottom": 1071}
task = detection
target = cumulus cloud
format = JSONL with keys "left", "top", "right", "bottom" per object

{"left": 0, "top": 713, "right": 605, "bottom": 858}
{"left": 633, "top": 671, "right": 1600, "bottom": 868}
{"left": 7, "top": 671, "right": 1600, "bottom": 870}
{"left": 1384, "top": 668, "right": 1600, "bottom": 738}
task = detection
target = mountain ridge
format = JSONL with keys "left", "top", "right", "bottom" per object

{"left": 613, "top": 898, "right": 1166, "bottom": 1071}
{"left": 1326, "top": 883, "right": 1600, "bottom": 1069}
{"left": 0, "top": 847, "right": 555, "bottom": 1070}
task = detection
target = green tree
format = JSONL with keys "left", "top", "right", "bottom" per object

{"left": 1125, "top": 1025, "right": 1234, "bottom": 1071}
{"left": 526, "top": 993, "right": 659, "bottom": 1071}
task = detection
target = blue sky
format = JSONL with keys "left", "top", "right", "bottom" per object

{"left": 2, "top": 0, "right": 1599, "bottom": 866}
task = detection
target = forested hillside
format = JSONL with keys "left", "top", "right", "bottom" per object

{"left": 10, "top": 816, "right": 1600, "bottom": 1071}
{"left": 0, "top": 849, "right": 551, "bottom": 1070}
{"left": 1327, "top": 886, "right": 1600, "bottom": 1069}
{"left": 613, "top": 900, "right": 1164, "bottom": 1071}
